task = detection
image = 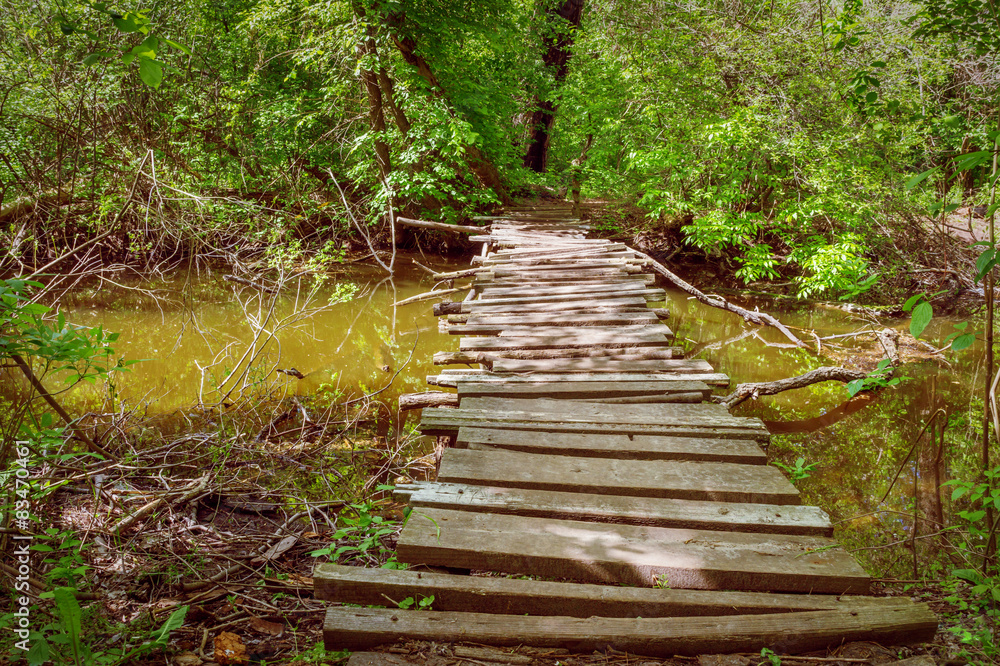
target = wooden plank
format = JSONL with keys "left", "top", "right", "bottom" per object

{"left": 491, "top": 358, "right": 722, "bottom": 374}
{"left": 399, "top": 483, "right": 829, "bottom": 535}
{"left": 456, "top": 397, "right": 728, "bottom": 416}
{"left": 483, "top": 252, "right": 640, "bottom": 266}
{"left": 454, "top": 324, "right": 672, "bottom": 337}
{"left": 479, "top": 283, "right": 653, "bottom": 297}
{"left": 463, "top": 291, "right": 661, "bottom": 307}
{"left": 483, "top": 274, "right": 657, "bottom": 285}
{"left": 479, "top": 289, "right": 665, "bottom": 302}
{"left": 314, "top": 564, "right": 911, "bottom": 617}
{"left": 458, "top": 298, "right": 650, "bottom": 314}
{"left": 465, "top": 312, "right": 659, "bottom": 325}
{"left": 454, "top": 427, "right": 764, "bottom": 463}
{"left": 432, "top": 348, "right": 685, "bottom": 364}
{"left": 429, "top": 372, "right": 730, "bottom": 388}
{"left": 457, "top": 359, "right": 714, "bottom": 376}
{"left": 323, "top": 605, "right": 936, "bottom": 656}
{"left": 461, "top": 333, "right": 670, "bottom": 351}
{"left": 456, "top": 380, "right": 710, "bottom": 401}
{"left": 419, "top": 402, "right": 768, "bottom": 438}
{"left": 396, "top": 508, "right": 870, "bottom": 593}
{"left": 420, "top": 413, "right": 767, "bottom": 441}
{"left": 436, "top": 448, "right": 799, "bottom": 505}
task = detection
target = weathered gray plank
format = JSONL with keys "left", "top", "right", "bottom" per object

{"left": 455, "top": 359, "right": 714, "bottom": 376}
{"left": 314, "top": 564, "right": 910, "bottom": 617}
{"left": 399, "top": 483, "right": 829, "bottom": 535}
{"left": 465, "top": 311, "right": 659, "bottom": 325}
{"left": 323, "top": 606, "right": 936, "bottom": 656}
{"left": 473, "top": 324, "right": 672, "bottom": 338}
{"left": 456, "top": 298, "right": 650, "bottom": 314}
{"left": 457, "top": 397, "right": 732, "bottom": 418}
{"left": 436, "top": 448, "right": 799, "bottom": 504}
{"left": 432, "top": 347, "right": 684, "bottom": 364}
{"left": 479, "top": 285, "right": 655, "bottom": 300}
{"left": 396, "top": 508, "right": 869, "bottom": 593}
{"left": 483, "top": 274, "right": 657, "bottom": 285}
{"left": 456, "top": 380, "right": 710, "bottom": 401}
{"left": 420, "top": 413, "right": 768, "bottom": 440}
{"left": 480, "top": 284, "right": 660, "bottom": 298}
{"left": 429, "top": 372, "right": 730, "bottom": 388}
{"left": 490, "top": 358, "right": 723, "bottom": 374}
{"left": 461, "top": 332, "right": 670, "bottom": 351}
{"left": 455, "top": 426, "right": 764, "bottom": 463}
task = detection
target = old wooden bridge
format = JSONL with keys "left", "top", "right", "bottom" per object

{"left": 315, "top": 205, "right": 937, "bottom": 656}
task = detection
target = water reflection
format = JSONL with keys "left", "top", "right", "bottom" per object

{"left": 61, "top": 253, "right": 461, "bottom": 412}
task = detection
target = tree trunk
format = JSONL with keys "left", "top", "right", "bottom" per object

{"left": 523, "top": 0, "right": 586, "bottom": 173}
{"left": 357, "top": 21, "right": 392, "bottom": 181}
{"left": 388, "top": 28, "right": 505, "bottom": 195}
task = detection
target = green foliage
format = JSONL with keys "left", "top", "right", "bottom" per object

{"left": 758, "top": 648, "right": 782, "bottom": 666}
{"left": 397, "top": 594, "right": 434, "bottom": 610}
{"left": 773, "top": 457, "right": 819, "bottom": 482}
{"left": 846, "top": 358, "right": 904, "bottom": 397}
{"left": 309, "top": 501, "right": 406, "bottom": 566}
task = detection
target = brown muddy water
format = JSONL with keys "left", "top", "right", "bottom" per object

{"left": 58, "top": 253, "right": 989, "bottom": 577}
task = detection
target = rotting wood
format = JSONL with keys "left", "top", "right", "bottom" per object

{"left": 397, "top": 482, "right": 830, "bottom": 535}
{"left": 418, "top": 407, "right": 771, "bottom": 441}
{"left": 434, "top": 370, "right": 729, "bottom": 387}
{"left": 314, "top": 564, "right": 909, "bottom": 617}
{"left": 393, "top": 286, "right": 470, "bottom": 307}
{"left": 460, "top": 332, "right": 671, "bottom": 351}
{"left": 395, "top": 216, "right": 484, "bottom": 234}
{"left": 436, "top": 448, "right": 800, "bottom": 504}
{"left": 439, "top": 298, "right": 652, "bottom": 316}
{"left": 432, "top": 347, "right": 684, "bottom": 365}
{"left": 322, "top": 605, "right": 936, "bottom": 656}
{"left": 456, "top": 381, "right": 710, "bottom": 402}
{"left": 395, "top": 508, "right": 870, "bottom": 593}
{"left": 398, "top": 392, "right": 459, "bottom": 411}
{"left": 453, "top": 427, "right": 765, "bottom": 463}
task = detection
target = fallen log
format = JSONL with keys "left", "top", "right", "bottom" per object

{"left": 631, "top": 249, "right": 808, "bottom": 348}
{"left": 720, "top": 328, "right": 901, "bottom": 409}
{"left": 431, "top": 267, "right": 484, "bottom": 281}
{"left": 399, "top": 392, "right": 459, "bottom": 411}
{"left": 394, "top": 285, "right": 471, "bottom": 307}
{"left": 396, "top": 216, "right": 484, "bottom": 234}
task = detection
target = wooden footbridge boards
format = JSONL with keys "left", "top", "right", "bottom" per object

{"left": 316, "top": 205, "right": 936, "bottom": 657}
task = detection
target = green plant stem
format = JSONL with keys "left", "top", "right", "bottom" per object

{"left": 986, "top": 118, "right": 1000, "bottom": 573}
{"left": 10, "top": 353, "right": 112, "bottom": 459}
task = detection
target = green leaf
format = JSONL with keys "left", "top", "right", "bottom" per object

{"left": 846, "top": 378, "right": 865, "bottom": 397}
{"left": 953, "top": 568, "right": 985, "bottom": 586}
{"left": 951, "top": 334, "right": 976, "bottom": 351}
{"left": 942, "top": 114, "right": 963, "bottom": 128}
{"left": 162, "top": 38, "right": 192, "bottom": 55}
{"left": 954, "top": 151, "right": 992, "bottom": 171}
{"left": 53, "top": 587, "right": 84, "bottom": 665}
{"left": 26, "top": 635, "right": 50, "bottom": 666}
{"left": 60, "top": 22, "right": 75, "bottom": 35}
{"left": 976, "top": 249, "right": 997, "bottom": 282}
{"left": 910, "top": 300, "right": 932, "bottom": 338}
{"left": 112, "top": 14, "right": 139, "bottom": 32}
{"left": 151, "top": 605, "right": 188, "bottom": 646}
{"left": 82, "top": 51, "right": 111, "bottom": 66}
{"left": 137, "top": 57, "right": 162, "bottom": 88}
{"left": 902, "top": 293, "right": 926, "bottom": 312}
{"left": 904, "top": 166, "right": 939, "bottom": 191}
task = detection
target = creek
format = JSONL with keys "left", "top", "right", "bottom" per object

{"left": 59, "top": 252, "right": 986, "bottom": 578}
